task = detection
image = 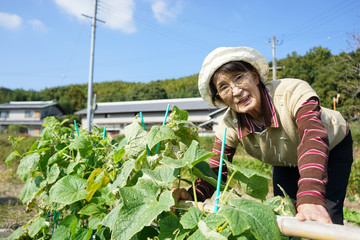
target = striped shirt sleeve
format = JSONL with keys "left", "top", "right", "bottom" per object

{"left": 295, "top": 97, "right": 329, "bottom": 207}
{"left": 188, "top": 137, "right": 236, "bottom": 201}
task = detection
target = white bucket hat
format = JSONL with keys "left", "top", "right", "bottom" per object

{"left": 198, "top": 46, "right": 269, "bottom": 108}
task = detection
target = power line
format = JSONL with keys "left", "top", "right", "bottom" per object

{"left": 284, "top": 0, "right": 360, "bottom": 41}
{"left": 97, "top": 1, "right": 214, "bottom": 49}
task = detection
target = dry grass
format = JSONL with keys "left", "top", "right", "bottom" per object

{"left": 0, "top": 163, "right": 36, "bottom": 230}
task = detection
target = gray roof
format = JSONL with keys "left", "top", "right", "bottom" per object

{"left": 0, "top": 120, "right": 43, "bottom": 126}
{"left": 209, "top": 108, "right": 226, "bottom": 117}
{"left": 75, "top": 97, "right": 217, "bottom": 115}
{"left": 0, "top": 101, "right": 58, "bottom": 109}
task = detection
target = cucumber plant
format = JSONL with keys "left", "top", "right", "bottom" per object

{"left": 6, "top": 106, "right": 292, "bottom": 240}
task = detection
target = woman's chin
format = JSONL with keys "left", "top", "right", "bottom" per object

{"left": 233, "top": 102, "right": 257, "bottom": 114}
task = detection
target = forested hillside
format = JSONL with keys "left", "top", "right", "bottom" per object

{"left": 0, "top": 46, "right": 359, "bottom": 121}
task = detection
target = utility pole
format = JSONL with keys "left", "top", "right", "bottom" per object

{"left": 82, "top": 0, "right": 104, "bottom": 131}
{"left": 272, "top": 35, "right": 277, "bottom": 80}
{"left": 267, "top": 35, "right": 283, "bottom": 80}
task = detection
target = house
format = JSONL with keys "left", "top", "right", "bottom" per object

{"left": 198, "top": 108, "right": 227, "bottom": 134}
{"left": 74, "top": 97, "right": 221, "bottom": 135}
{"left": 0, "top": 101, "right": 65, "bottom": 136}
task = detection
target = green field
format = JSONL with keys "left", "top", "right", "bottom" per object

{"left": 0, "top": 122, "right": 359, "bottom": 230}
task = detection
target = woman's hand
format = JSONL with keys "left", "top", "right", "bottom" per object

{"left": 171, "top": 188, "right": 193, "bottom": 213}
{"left": 172, "top": 188, "right": 193, "bottom": 203}
{"left": 296, "top": 203, "right": 332, "bottom": 224}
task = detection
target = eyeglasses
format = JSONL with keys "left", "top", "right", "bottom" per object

{"left": 216, "top": 72, "right": 251, "bottom": 97}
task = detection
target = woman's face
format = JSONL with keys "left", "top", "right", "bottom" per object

{"left": 213, "top": 70, "right": 262, "bottom": 118}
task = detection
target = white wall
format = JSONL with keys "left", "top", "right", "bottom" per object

{"left": 81, "top": 109, "right": 215, "bottom": 135}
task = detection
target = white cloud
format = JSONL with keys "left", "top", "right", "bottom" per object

{"left": 54, "top": 0, "right": 136, "bottom": 33}
{"left": 149, "top": 0, "right": 183, "bottom": 23}
{"left": 28, "top": 19, "right": 47, "bottom": 32}
{"left": 0, "top": 12, "right": 22, "bottom": 30}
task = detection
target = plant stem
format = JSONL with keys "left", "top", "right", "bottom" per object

{"left": 177, "top": 168, "right": 182, "bottom": 188}
{"left": 220, "top": 171, "right": 237, "bottom": 204}
{"left": 168, "top": 209, "right": 179, "bottom": 218}
{"left": 190, "top": 168, "right": 198, "bottom": 208}
{"left": 220, "top": 221, "right": 228, "bottom": 231}
{"left": 173, "top": 194, "right": 185, "bottom": 215}
{"left": 224, "top": 188, "right": 235, "bottom": 205}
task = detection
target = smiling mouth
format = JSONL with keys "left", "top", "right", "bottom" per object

{"left": 238, "top": 95, "right": 250, "bottom": 104}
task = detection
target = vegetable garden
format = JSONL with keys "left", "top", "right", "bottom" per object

{"left": 4, "top": 106, "right": 357, "bottom": 239}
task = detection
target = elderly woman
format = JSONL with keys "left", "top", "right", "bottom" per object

{"left": 174, "top": 46, "right": 353, "bottom": 225}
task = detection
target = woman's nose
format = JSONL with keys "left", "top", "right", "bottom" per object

{"left": 231, "top": 85, "right": 242, "bottom": 96}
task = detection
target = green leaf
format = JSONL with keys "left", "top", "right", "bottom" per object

{"left": 96, "top": 187, "right": 115, "bottom": 206}
{"left": 146, "top": 125, "right": 176, "bottom": 149}
{"left": 20, "top": 176, "right": 45, "bottom": 203}
{"left": 40, "top": 125, "right": 54, "bottom": 140}
{"left": 218, "top": 199, "right": 281, "bottom": 239}
{"left": 265, "top": 185, "right": 296, "bottom": 217}
{"left": 72, "top": 228, "right": 93, "bottom": 240}
{"left": 181, "top": 140, "right": 215, "bottom": 168}
{"left": 48, "top": 152, "right": 61, "bottom": 165}
{"left": 89, "top": 217, "right": 102, "bottom": 230}
{"left": 202, "top": 213, "right": 226, "bottom": 230}
{"left": 7, "top": 225, "right": 26, "bottom": 240}
{"left": 197, "top": 220, "right": 227, "bottom": 240}
{"left": 66, "top": 160, "right": 79, "bottom": 174}
{"left": 28, "top": 216, "right": 48, "bottom": 238}
{"left": 5, "top": 150, "right": 19, "bottom": 167}
{"left": 225, "top": 160, "right": 270, "bottom": 201}
{"left": 47, "top": 164, "right": 60, "bottom": 184}
{"left": 180, "top": 207, "right": 204, "bottom": 229}
{"left": 78, "top": 203, "right": 108, "bottom": 219}
{"left": 173, "top": 120, "right": 199, "bottom": 147}
{"left": 58, "top": 214, "right": 78, "bottom": 238}
{"left": 100, "top": 202, "right": 123, "bottom": 231}
{"left": 169, "top": 105, "right": 189, "bottom": 121}
{"left": 8, "top": 135, "right": 24, "bottom": 148}
{"left": 141, "top": 165, "right": 178, "bottom": 187}
{"left": 113, "top": 148, "right": 125, "bottom": 164}
{"left": 95, "top": 227, "right": 111, "bottom": 240}
{"left": 344, "top": 208, "right": 360, "bottom": 226}
{"left": 112, "top": 179, "right": 174, "bottom": 240}
{"left": 157, "top": 215, "right": 190, "bottom": 240}
{"left": 51, "top": 225, "right": 71, "bottom": 240}
{"left": 187, "top": 229, "right": 206, "bottom": 240}
{"left": 160, "top": 140, "right": 214, "bottom": 169}
{"left": 43, "top": 116, "right": 60, "bottom": 127}
{"left": 192, "top": 161, "right": 220, "bottom": 189}
{"left": 69, "top": 135, "right": 91, "bottom": 150}
{"left": 49, "top": 175, "right": 88, "bottom": 205}
{"left": 17, "top": 153, "right": 40, "bottom": 181}
{"left": 109, "top": 159, "right": 135, "bottom": 191}
{"left": 136, "top": 226, "right": 159, "bottom": 239}
{"left": 124, "top": 121, "right": 147, "bottom": 159}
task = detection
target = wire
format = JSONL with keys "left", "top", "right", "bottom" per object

{"left": 284, "top": 0, "right": 360, "bottom": 41}
{"left": 97, "top": 0, "right": 267, "bottom": 49}
{"left": 98, "top": 1, "right": 214, "bottom": 49}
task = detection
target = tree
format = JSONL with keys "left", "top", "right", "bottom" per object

{"left": 331, "top": 50, "right": 360, "bottom": 121}
{"left": 58, "top": 86, "right": 86, "bottom": 113}
{"left": 128, "top": 83, "right": 168, "bottom": 101}
{"left": 277, "top": 47, "right": 337, "bottom": 107}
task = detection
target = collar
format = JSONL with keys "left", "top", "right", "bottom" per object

{"left": 237, "top": 86, "right": 279, "bottom": 139}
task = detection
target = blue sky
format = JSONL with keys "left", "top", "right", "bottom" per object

{"left": 1, "top": 0, "right": 359, "bottom": 91}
